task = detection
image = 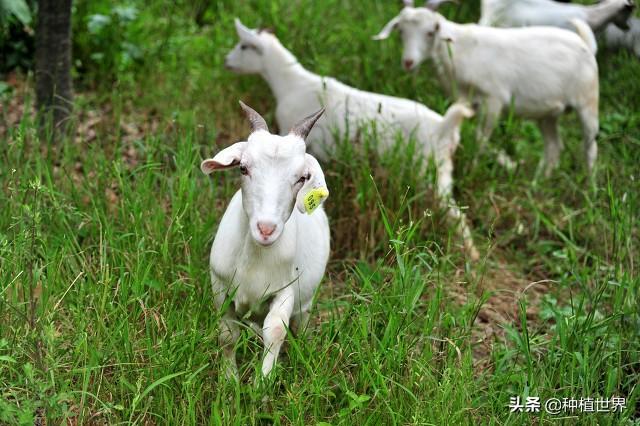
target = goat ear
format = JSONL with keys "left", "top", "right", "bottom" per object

{"left": 234, "top": 18, "right": 253, "bottom": 37}
{"left": 296, "top": 154, "right": 329, "bottom": 214}
{"left": 372, "top": 16, "right": 400, "bottom": 40}
{"left": 201, "top": 142, "right": 247, "bottom": 174}
{"left": 234, "top": 18, "right": 262, "bottom": 44}
{"left": 435, "top": 20, "right": 454, "bottom": 41}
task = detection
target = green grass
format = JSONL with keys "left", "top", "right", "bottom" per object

{"left": 1, "top": 0, "right": 639, "bottom": 424}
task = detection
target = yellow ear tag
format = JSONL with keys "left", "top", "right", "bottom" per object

{"left": 303, "top": 187, "right": 329, "bottom": 214}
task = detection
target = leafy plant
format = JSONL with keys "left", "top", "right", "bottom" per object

{"left": 0, "top": 0, "right": 32, "bottom": 26}
{"left": 0, "top": 0, "right": 34, "bottom": 73}
{"left": 73, "top": 3, "right": 143, "bottom": 84}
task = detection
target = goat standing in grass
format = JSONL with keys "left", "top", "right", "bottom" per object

{"left": 374, "top": 2, "right": 600, "bottom": 177}
{"left": 226, "top": 18, "right": 478, "bottom": 259}
{"left": 201, "top": 102, "right": 330, "bottom": 378}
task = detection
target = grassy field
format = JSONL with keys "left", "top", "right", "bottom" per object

{"left": 1, "top": 0, "right": 639, "bottom": 424}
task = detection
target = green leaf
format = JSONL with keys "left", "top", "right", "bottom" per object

{"left": 357, "top": 394, "right": 371, "bottom": 403}
{"left": 138, "top": 371, "right": 187, "bottom": 403}
{"left": 0, "top": 0, "right": 32, "bottom": 25}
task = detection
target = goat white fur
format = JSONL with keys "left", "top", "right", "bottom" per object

{"left": 201, "top": 103, "right": 330, "bottom": 378}
{"left": 226, "top": 19, "right": 478, "bottom": 259}
{"left": 480, "top": 0, "right": 635, "bottom": 37}
{"left": 603, "top": 17, "right": 640, "bottom": 58}
{"left": 374, "top": 6, "right": 600, "bottom": 176}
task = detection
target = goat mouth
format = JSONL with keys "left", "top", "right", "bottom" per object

{"left": 255, "top": 236, "right": 277, "bottom": 247}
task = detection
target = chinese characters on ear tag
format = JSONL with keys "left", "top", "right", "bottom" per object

{"left": 303, "top": 187, "right": 329, "bottom": 214}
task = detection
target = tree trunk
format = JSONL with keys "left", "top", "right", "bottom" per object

{"left": 35, "top": 0, "right": 73, "bottom": 137}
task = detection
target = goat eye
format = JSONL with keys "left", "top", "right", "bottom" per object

{"left": 296, "top": 174, "right": 309, "bottom": 185}
{"left": 239, "top": 165, "right": 249, "bottom": 175}
{"left": 240, "top": 44, "right": 251, "bottom": 50}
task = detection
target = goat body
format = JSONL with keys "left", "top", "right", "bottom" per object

{"left": 210, "top": 189, "right": 330, "bottom": 376}
{"left": 431, "top": 22, "right": 598, "bottom": 118}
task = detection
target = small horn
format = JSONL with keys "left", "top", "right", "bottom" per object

{"left": 403, "top": 0, "right": 415, "bottom": 6}
{"left": 289, "top": 108, "right": 325, "bottom": 141}
{"left": 239, "top": 101, "right": 269, "bottom": 133}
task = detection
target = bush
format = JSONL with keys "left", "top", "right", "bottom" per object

{"left": 72, "top": 2, "right": 143, "bottom": 86}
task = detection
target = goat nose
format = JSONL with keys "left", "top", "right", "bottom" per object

{"left": 403, "top": 59, "right": 414, "bottom": 70}
{"left": 257, "top": 221, "right": 276, "bottom": 237}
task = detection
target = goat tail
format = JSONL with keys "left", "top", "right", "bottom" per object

{"left": 437, "top": 102, "right": 474, "bottom": 142}
{"left": 571, "top": 18, "right": 598, "bottom": 55}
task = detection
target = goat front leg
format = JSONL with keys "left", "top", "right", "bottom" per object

{"left": 476, "top": 97, "right": 516, "bottom": 170}
{"left": 212, "top": 276, "right": 240, "bottom": 380}
{"left": 261, "top": 286, "right": 295, "bottom": 377}
{"left": 475, "top": 96, "right": 502, "bottom": 150}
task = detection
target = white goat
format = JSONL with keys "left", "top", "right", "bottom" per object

{"left": 201, "top": 102, "right": 330, "bottom": 378}
{"left": 480, "top": 0, "right": 635, "bottom": 36}
{"left": 374, "top": 3, "right": 600, "bottom": 176}
{"left": 603, "top": 17, "right": 640, "bottom": 57}
{"left": 226, "top": 18, "right": 479, "bottom": 259}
